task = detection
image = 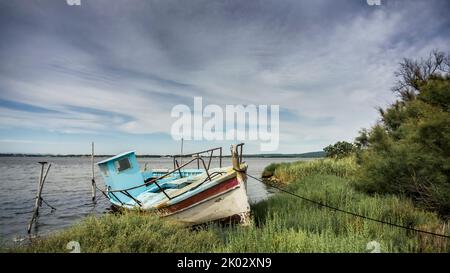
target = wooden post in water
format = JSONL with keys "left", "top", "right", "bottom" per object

{"left": 27, "top": 162, "right": 51, "bottom": 233}
{"left": 91, "top": 142, "right": 96, "bottom": 202}
{"left": 35, "top": 162, "right": 45, "bottom": 207}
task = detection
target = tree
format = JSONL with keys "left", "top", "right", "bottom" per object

{"left": 391, "top": 49, "right": 449, "bottom": 102}
{"left": 354, "top": 129, "right": 369, "bottom": 149}
{"left": 355, "top": 50, "right": 450, "bottom": 218}
{"left": 324, "top": 141, "right": 355, "bottom": 158}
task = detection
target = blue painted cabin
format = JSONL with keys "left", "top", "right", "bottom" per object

{"left": 96, "top": 151, "right": 145, "bottom": 204}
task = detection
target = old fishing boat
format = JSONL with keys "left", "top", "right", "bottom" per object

{"left": 97, "top": 144, "right": 250, "bottom": 225}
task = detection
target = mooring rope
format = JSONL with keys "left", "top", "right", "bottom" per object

{"left": 243, "top": 172, "right": 450, "bottom": 239}
{"left": 94, "top": 183, "right": 109, "bottom": 199}
{"left": 39, "top": 197, "right": 56, "bottom": 211}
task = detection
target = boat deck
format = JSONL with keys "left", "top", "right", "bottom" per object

{"left": 117, "top": 166, "right": 237, "bottom": 209}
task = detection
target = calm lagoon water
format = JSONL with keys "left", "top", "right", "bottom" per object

{"left": 0, "top": 156, "right": 303, "bottom": 245}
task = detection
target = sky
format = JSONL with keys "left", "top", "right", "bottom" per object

{"left": 0, "top": 0, "right": 449, "bottom": 155}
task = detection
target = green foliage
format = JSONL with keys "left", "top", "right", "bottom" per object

{"left": 324, "top": 141, "right": 355, "bottom": 158}
{"left": 247, "top": 175, "right": 449, "bottom": 253}
{"left": 10, "top": 211, "right": 220, "bottom": 253}
{"left": 355, "top": 51, "right": 450, "bottom": 218}
{"left": 261, "top": 162, "right": 289, "bottom": 178}
{"left": 354, "top": 129, "right": 369, "bottom": 149}
{"left": 263, "top": 157, "right": 357, "bottom": 186}
{"left": 261, "top": 155, "right": 333, "bottom": 179}
{"left": 7, "top": 160, "right": 450, "bottom": 253}
{"left": 255, "top": 161, "right": 449, "bottom": 252}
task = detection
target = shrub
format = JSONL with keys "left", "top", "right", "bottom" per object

{"left": 262, "top": 157, "right": 358, "bottom": 186}
{"left": 355, "top": 51, "right": 450, "bottom": 218}
{"left": 324, "top": 141, "right": 355, "bottom": 158}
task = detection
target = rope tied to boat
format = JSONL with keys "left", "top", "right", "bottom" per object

{"left": 93, "top": 180, "right": 109, "bottom": 200}
{"left": 235, "top": 169, "right": 450, "bottom": 240}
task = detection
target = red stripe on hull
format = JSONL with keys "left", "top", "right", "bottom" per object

{"left": 161, "top": 177, "right": 240, "bottom": 214}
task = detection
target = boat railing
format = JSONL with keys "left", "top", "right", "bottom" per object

{"left": 172, "top": 146, "right": 223, "bottom": 170}
{"left": 236, "top": 142, "right": 244, "bottom": 165}
{"left": 171, "top": 142, "right": 245, "bottom": 170}
{"left": 106, "top": 143, "right": 245, "bottom": 207}
{"left": 106, "top": 156, "right": 212, "bottom": 206}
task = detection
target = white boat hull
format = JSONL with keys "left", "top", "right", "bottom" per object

{"left": 163, "top": 179, "right": 250, "bottom": 225}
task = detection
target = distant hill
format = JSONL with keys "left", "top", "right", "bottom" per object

{"left": 243, "top": 151, "right": 325, "bottom": 158}
{"left": 0, "top": 151, "right": 325, "bottom": 158}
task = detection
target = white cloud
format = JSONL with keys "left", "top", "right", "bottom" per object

{"left": 0, "top": 0, "right": 449, "bottom": 153}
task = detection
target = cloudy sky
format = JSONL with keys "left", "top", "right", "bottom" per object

{"left": 0, "top": 0, "right": 449, "bottom": 155}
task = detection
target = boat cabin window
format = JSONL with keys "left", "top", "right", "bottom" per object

{"left": 115, "top": 158, "right": 132, "bottom": 172}
{"left": 99, "top": 164, "right": 109, "bottom": 177}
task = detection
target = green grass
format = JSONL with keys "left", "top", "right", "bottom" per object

{"left": 9, "top": 211, "right": 221, "bottom": 253}
{"left": 263, "top": 157, "right": 358, "bottom": 186}
{"left": 246, "top": 174, "right": 449, "bottom": 252}
{"left": 6, "top": 158, "right": 449, "bottom": 253}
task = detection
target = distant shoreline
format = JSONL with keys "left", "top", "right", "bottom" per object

{"left": 0, "top": 151, "right": 325, "bottom": 159}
